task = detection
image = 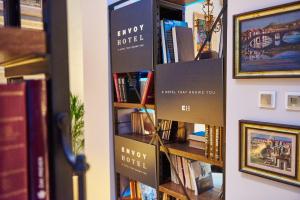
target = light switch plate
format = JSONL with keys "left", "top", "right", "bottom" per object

{"left": 286, "top": 92, "right": 300, "bottom": 111}
{"left": 259, "top": 91, "right": 276, "bottom": 109}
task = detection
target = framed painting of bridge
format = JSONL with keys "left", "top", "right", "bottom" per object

{"left": 234, "top": 2, "right": 300, "bottom": 78}
{"left": 239, "top": 120, "right": 300, "bottom": 187}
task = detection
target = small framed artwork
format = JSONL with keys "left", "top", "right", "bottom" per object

{"left": 239, "top": 120, "right": 300, "bottom": 187}
{"left": 233, "top": 2, "right": 300, "bottom": 78}
{"left": 285, "top": 92, "right": 300, "bottom": 111}
{"left": 258, "top": 91, "right": 276, "bottom": 109}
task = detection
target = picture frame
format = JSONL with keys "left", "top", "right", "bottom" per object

{"left": 233, "top": 2, "right": 300, "bottom": 78}
{"left": 239, "top": 120, "right": 300, "bottom": 187}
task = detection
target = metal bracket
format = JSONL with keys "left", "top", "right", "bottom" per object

{"left": 56, "top": 112, "right": 89, "bottom": 200}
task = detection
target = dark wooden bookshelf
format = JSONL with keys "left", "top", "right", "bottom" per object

{"left": 161, "top": 143, "right": 224, "bottom": 168}
{"left": 114, "top": 102, "right": 155, "bottom": 110}
{"left": 159, "top": 182, "right": 221, "bottom": 200}
{"left": 110, "top": 0, "right": 227, "bottom": 199}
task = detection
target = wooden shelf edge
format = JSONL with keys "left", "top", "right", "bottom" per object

{"left": 159, "top": 182, "right": 221, "bottom": 200}
{"left": 160, "top": 143, "right": 224, "bottom": 168}
{"left": 114, "top": 102, "right": 155, "bottom": 110}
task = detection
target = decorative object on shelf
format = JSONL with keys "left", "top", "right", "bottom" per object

{"left": 193, "top": 12, "right": 208, "bottom": 55}
{"left": 239, "top": 120, "right": 300, "bottom": 187}
{"left": 70, "top": 93, "right": 85, "bottom": 155}
{"left": 233, "top": 2, "right": 300, "bottom": 78}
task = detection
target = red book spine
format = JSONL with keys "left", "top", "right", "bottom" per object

{"left": 0, "top": 83, "right": 28, "bottom": 200}
{"left": 113, "top": 73, "right": 121, "bottom": 102}
{"left": 141, "top": 72, "right": 154, "bottom": 105}
{"left": 26, "top": 80, "right": 50, "bottom": 200}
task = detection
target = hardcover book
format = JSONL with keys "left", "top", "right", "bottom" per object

{"left": 26, "top": 80, "right": 50, "bottom": 200}
{"left": 172, "top": 26, "right": 194, "bottom": 62}
{"left": 0, "top": 83, "right": 28, "bottom": 200}
{"left": 161, "top": 20, "right": 188, "bottom": 63}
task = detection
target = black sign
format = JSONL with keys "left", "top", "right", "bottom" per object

{"left": 114, "top": 136, "right": 157, "bottom": 188}
{"left": 110, "top": 0, "right": 154, "bottom": 73}
{"left": 156, "top": 59, "right": 224, "bottom": 126}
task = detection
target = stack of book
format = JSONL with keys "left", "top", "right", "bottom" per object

{"left": 159, "top": 120, "right": 173, "bottom": 140}
{"left": 170, "top": 155, "right": 214, "bottom": 195}
{"left": 187, "top": 124, "right": 207, "bottom": 150}
{"left": 113, "top": 72, "right": 154, "bottom": 104}
{"left": 161, "top": 19, "right": 194, "bottom": 64}
{"left": 131, "top": 110, "right": 155, "bottom": 135}
{"left": 0, "top": 80, "right": 49, "bottom": 200}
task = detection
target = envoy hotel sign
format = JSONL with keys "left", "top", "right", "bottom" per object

{"left": 110, "top": 0, "right": 154, "bottom": 73}
{"left": 115, "top": 136, "right": 157, "bottom": 188}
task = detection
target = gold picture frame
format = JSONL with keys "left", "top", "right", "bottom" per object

{"left": 239, "top": 120, "right": 300, "bottom": 187}
{"left": 233, "top": 2, "right": 300, "bottom": 78}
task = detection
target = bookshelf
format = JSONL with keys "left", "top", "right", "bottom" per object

{"left": 109, "top": 0, "right": 227, "bottom": 199}
{"left": 0, "top": 0, "right": 86, "bottom": 199}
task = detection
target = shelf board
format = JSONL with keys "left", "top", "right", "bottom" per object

{"left": 118, "top": 134, "right": 154, "bottom": 144}
{"left": 3, "top": 56, "right": 48, "bottom": 78}
{"left": 159, "top": 182, "right": 221, "bottom": 200}
{"left": 114, "top": 102, "right": 155, "bottom": 110}
{"left": 0, "top": 27, "right": 46, "bottom": 64}
{"left": 160, "top": 143, "right": 223, "bottom": 168}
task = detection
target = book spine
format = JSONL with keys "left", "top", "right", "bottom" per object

{"left": 205, "top": 125, "right": 210, "bottom": 158}
{"left": 113, "top": 73, "right": 121, "bottom": 102}
{"left": 161, "top": 20, "right": 167, "bottom": 64}
{"left": 172, "top": 27, "right": 179, "bottom": 63}
{"left": 0, "top": 83, "right": 28, "bottom": 200}
{"left": 141, "top": 72, "right": 153, "bottom": 105}
{"left": 215, "top": 127, "right": 220, "bottom": 161}
{"left": 26, "top": 80, "right": 50, "bottom": 200}
{"left": 118, "top": 77, "right": 123, "bottom": 102}
{"left": 121, "top": 77, "right": 127, "bottom": 103}
{"left": 129, "top": 180, "right": 137, "bottom": 199}
{"left": 210, "top": 126, "right": 214, "bottom": 159}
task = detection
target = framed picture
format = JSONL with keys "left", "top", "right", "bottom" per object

{"left": 239, "top": 120, "right": 300, "bottom": 187}
{"left": 233, "top": 2, "right": 300, "bottom": 78}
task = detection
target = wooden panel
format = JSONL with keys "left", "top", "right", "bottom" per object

{"left": 0, "top": 27, "right": 46, "bottom": 64}
{"left": 159, "top": 182, "right": 221, "bottom": 200}
{"left": 114, "top": 102, "right": 155, "bottom": 110}
{"left": 161, "top": 143, "right": 224, "bottom": 167}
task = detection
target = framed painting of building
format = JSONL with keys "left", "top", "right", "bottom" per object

{"left": 233, "top": 2, "right": 300, "bottom": 78}
{"left": 239, "top": 120, "right": 300, "bottom": 187}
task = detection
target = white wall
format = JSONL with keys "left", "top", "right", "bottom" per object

{"left": 67, "top": 0, "right": 84, "bottom": 100}
{"left": 81, "top": 0, "right": 115, "bottom": 200}
{"left": 226, "top": 0, "right": 300, "bottom": 200}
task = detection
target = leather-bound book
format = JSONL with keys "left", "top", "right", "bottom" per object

{"left": 0, "top": 83, "right": 28, "bottom": 200}
{"left": 26, "top": 80, "right": 50, "bottom": 200}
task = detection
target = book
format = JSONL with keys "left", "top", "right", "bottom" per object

{"left": 121, "top": 77, "right": 127, "bottom": 102}
{"left": 0, "top": 83, "right": 28, "bottom": 200}
{"left": 118, "top": 77, "right": 124, "bottom": 102}
{"left": 161, "top": 20, "right": 188, "bottom": 63}
{"left": 139, "top": 182, "right": 156, "bottom": 200}
{"left": 182, "top": 157, "right": 192, "bottom": 190}
{"left": 129, "top": 180, "right": 137, "bottom": 199}
{"left": 189, "top": 161, "right": 214, "bottom": 195}
{"left": 26, "top": 80, "right": 50, "bottom": 200}
{"left": 117, "top": 109, "right": 135, "bottom": 135}
{"left": 172, "top": 27, "right": 195, "bottom": 62}
{"left": 205, "top": 125, "right": 210, "bottom": 158}
{"left": 140, "top": 110, "right": 155, "bottom": 135}
{"left": 141, "top": 71, "right": 154, "bottom": 105}
{"left": 210, "top": 126, "right": 214, "bottom": 159}
{"left": 125, "top": 72, "right": 140, "bottom": 103}
{"left": 176, "top": 156, "right": 185, "bottom": 186}
{"left": 113, "top": 73, "right": 121, "bottom": 102}
{"left": 188, "top": 140, "right": 206, "bottom": 150}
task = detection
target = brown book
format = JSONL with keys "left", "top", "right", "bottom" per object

{"left": 0, "top": 83, "right": 28, "bottom": 200}
{"left": 26, "top": 80, "right": 50, "bottom": 200}
{"left": 188, "top": 139, "right": 206, "bottom": 150}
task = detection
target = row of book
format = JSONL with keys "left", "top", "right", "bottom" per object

{"left": 131, "top": 110, "right": 156, "bottom": 135}
{"left": 161, "top": 19, "right": 195, "bottom": 64}
{"left": 119, "top": 177, "right": 156, "bottom": 200}
{"left": 113, "top": 72, "right": 154, "bottom": 104}
{"left": 170, "top": 155, "right": 214, "bottom": 195}
{"left": 0, "top": 80, "right": 49, "bottom": 200}
{"left": 187, "top": 124, "right": 223, "bottom": 161}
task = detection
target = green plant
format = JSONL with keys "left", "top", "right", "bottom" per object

{"left": 70, "top": 93, "right": 85, "bottom": 155}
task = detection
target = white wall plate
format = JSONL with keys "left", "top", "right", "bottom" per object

{"left": 258, "top": 91, "right": 276, "bottom": 109}
{"left": 285, "top": 92, "right": 300, "bottom": 111}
